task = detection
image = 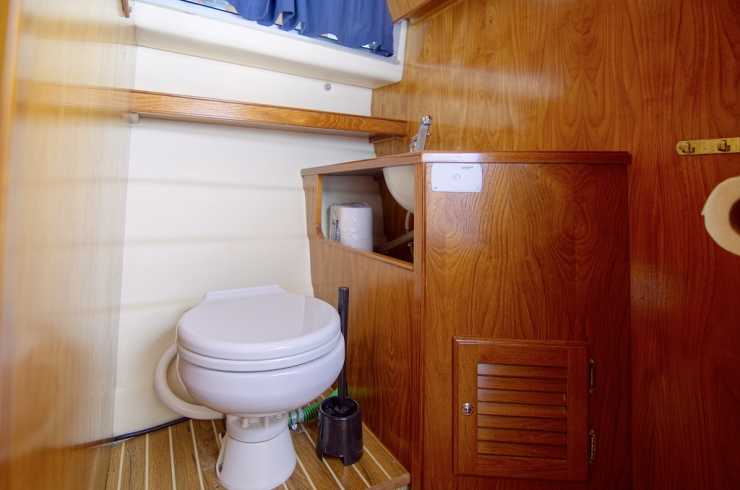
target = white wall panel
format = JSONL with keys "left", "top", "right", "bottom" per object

{"left": 114, "top": 48, "right": 374, "bottom": 434}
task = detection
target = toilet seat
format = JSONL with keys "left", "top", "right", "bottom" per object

{"left": 177, "top": 332, "right": 342, "bottom": 372}
{"left": 176, "top": 288, "right": 341, "bottom": 371}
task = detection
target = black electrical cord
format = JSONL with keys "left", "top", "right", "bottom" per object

{"left": 110, "top": 417, "right": 190, "bottom": 443}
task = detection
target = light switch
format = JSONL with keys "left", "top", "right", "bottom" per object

{"left": 431, "top": 164, "right": 483, "bottom": 193}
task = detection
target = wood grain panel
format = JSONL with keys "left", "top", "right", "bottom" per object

{"left": 477, "top": 376, "right": 566, "bottom": 393}
{"left": 477, "top": 441, "right": 567, "bottom": 460}
{"left": 477, "top": 365, "right": 568, "bottom": 379}
{"left": 477, "top": 403, "right": 566, "bottom": 419}
{"left": 477, "top": 416, "right": 567, "bottom": 433}
{"left": 477, "top": 429, "right": 567, "bottom": 446}
{"left": 476, "top": 389, "right": 566, "bottom": 406}
{"left": 386, "top": 0, "right": 456, "bottom": 22}
{"left": 130, "top": 90, "right": 408, "bottom": 139}
{"left": 456, "top": 339, "right": 588, "bottom": 481}
{"left": 303, "top": 174, "right": 420, "bottom": 474}
{"left": 0, "top": 0, "right": 134, "bottom": 489}
{"left": 373, "top": 1, "right": 739, "bottom": 488}
{"left": 425, "top": 163, "right": 628, "bottom": 489}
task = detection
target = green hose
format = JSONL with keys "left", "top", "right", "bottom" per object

{"left": 288, "top": 389, "right": 338, "bottom": 429}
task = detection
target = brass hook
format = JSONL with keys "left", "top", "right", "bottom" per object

{"left": 678, "top": 141, "right": 696, "bottom": 154}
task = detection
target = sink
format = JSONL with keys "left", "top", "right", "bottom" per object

{"left": 383, "top": 165, "right": 415, "bottom": 213}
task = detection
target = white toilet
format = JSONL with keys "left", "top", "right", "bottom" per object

{"left": 154, "top": 285, "right": 344, "bottom": 490}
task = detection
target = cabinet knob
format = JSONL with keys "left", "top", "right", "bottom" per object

{"left": 462, "top": 402, "right": 474, "bottom": 416}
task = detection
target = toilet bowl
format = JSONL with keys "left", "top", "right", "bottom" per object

{"left": 154, "top": 285, "right": 344, "bottom": 490}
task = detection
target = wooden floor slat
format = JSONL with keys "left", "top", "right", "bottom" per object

{"left": 361, "top": 427, "right": 409, "bottom": 480}
{"left": 106, "top": 416, "right": 409, "bottom": 490}
{"left": 148, "top": 427, "right": 174, "bottom": 490}
{"left": 172, "top": 422, "right": 203, "bottom": 490}
{"left": 106, "top": 443, "right": 123, "bottom": 490}
{"left": 120, "top": 436, "right": 147, "bottom": 490}
{"left": 302, "top": 423, "right": 368, "bottom": 489}
{"left": 193, "top": 420, "right": 223, "bottom": 489}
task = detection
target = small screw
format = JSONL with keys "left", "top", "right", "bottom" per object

{"left": 324, "top": 83, "right": 332, "bottom": 91}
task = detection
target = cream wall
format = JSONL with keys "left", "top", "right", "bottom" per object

{"left": 114, "top": 47, "right": 375, "bottom": 434}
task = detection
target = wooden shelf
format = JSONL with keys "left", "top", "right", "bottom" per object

{"left": 129, "top": 90, "right": 408, "bottom": 139}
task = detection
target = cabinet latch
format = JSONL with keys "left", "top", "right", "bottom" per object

{"left": 588, "top": 429, "right": 597, "bottom": 464}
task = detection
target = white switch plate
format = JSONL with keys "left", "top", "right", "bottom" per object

{"left": 431, "top": 163, "right": 483, "bottom": 193}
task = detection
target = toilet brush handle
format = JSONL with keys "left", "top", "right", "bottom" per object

{"left": 337, "top": 287, "right": 349, "bottom": 402}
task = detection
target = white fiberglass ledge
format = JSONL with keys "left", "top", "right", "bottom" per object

{"left": 133, "top": 0, "right": 407, "bottom": 89}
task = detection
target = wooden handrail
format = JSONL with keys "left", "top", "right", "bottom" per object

{"left": 129, "top": 90, "right": 408, "bottom": 139}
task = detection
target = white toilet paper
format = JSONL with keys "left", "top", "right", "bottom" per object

{"left": 702, "top": 176, "right": 740, "bottom": 256}
{"left": 329, "top": 203, "right": 373, "bottom": 252}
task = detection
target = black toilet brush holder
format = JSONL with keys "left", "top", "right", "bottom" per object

{"left": 315, "top": 287, "right": 363, "bottom": 465}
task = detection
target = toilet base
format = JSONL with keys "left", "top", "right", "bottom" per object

{"left": 217, "top": 424, "right": 296, "bottom": 490}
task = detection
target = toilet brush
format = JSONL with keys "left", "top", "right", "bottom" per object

{"left": 315, "top": 287, "right": 363, "bottom": 465}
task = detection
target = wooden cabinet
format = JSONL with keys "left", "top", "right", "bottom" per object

{"left": 454, "top": 339, "right": 588, "bottom": 481}
{"left": 302, "top": 151, "right": 630, "bottom": 490}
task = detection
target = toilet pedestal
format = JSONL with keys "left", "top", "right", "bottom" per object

{"left": 217, "top": 414, "right": 296, "bottom": 490}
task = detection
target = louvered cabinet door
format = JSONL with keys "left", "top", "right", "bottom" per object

{"left": 453, "top": 338, "right": 589, "bottom": 481}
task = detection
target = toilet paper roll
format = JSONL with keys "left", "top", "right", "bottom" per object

{"left": 331, "top": 203, "right": 373, "bottom": 252}
{"left": 702, "top": 176, "right": 740, "bottom": 256}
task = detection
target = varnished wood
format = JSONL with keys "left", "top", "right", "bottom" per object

{"left": 105, "top": 419, "right": 410, "bottom": 490}
{"left": 304, "top": 152, "right": 629, "bottom": 489}
{"left": 0, "top": 0, "right": 134, "bottom": 488}
{"left": 129, "top": 90, "right": 408, "bottom": 139}
{"left": 302, "top": 153, "right": 422, "bottom": 176}
{"left": 386, "top": 0, "right": 456, "bottom": 22}
{"left": 424, "top": 163, "right": 628, "bottom": 489}
{"left": 477, "top": 416, "right": 567, "bottom": 433}
{"left": 303, "top": 173, "right": 420, "bottom": 474}
{"left": 455, "top": 339, "right": 588, "bottom": 481}
{"left": 301, "top": 150, "right": 630, "bottom": 176}
{"left": 372, "top": 1, "right": 740, "bottom": 488}
{"left": 477, "top": 429, "right": 567, "bottom": 446}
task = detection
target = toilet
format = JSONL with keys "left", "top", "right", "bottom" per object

{"left": 154, "top": 285, "right": 344, "bottom": 490}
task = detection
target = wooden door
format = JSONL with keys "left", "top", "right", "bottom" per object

{"left": 454, "top": 338, "right": 589, "bottom": 481}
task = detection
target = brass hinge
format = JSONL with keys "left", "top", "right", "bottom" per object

{"left": 588, "top": 429, "right": 597, "bottom": 464}
{"left": 676, "top": 137, "right": 740, "bottom": 156}
{"left": 588, "top": 358, "right": 596, "bottom": 395}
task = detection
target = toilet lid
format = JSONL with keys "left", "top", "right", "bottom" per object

{"left": 177, "top": 291, "right": 340, "bottom": 362}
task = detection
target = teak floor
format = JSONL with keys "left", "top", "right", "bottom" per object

{"left": 105, "top": 418, "right": 410, "bottom": 490}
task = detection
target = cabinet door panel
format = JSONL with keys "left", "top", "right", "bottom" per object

{"left": 454, "top": 338, "right": 588, "bottom": 481}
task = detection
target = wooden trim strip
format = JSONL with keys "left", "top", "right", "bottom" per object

{"left": 129, "top": 90, "right": 408, "bottom": 139}
{"left": 301, "top": 153, "right": 421, "bottom": 175}
{"left": 144, "top": 434, "right": 150, "bottom": 490}
{"left": 168, "top": 427, "right": 177, "bottom": 490}
{"left": 317, "top": 237, "right": 414, "bottom": 271}
{"left": 301, "top": 150, "right": 630, "bottom": 176}
{"left": 116, "top": 441, "right": 126, "bottom": 490}
{"left": 188, "top": 420, "right": 205, "bottom": 490}
{"left": 420, "top": 151, "right": 631, "bottom": 165}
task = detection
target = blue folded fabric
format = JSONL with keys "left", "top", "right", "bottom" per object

{"left": 230, "top": 0, "right": 394, "bottom": 56}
